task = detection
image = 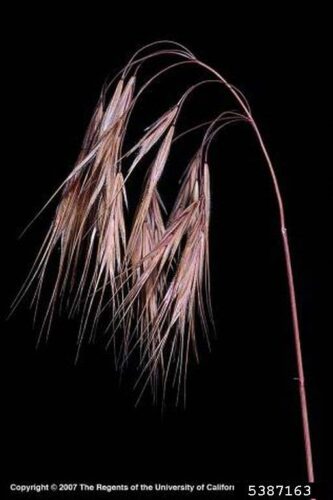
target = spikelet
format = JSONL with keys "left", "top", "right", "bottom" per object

{"left": 11, "top": 76, "right": 136, "bottom": 344}
{"left": 126, "top": 153, "right": 213, "bottom": 405}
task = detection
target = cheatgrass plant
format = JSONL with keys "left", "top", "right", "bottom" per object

{"left": 12, "top": 41, "right": 314, "bottom": 483}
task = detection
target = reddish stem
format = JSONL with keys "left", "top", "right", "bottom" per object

{"left": 251, "top": 119, "right": 315, "bottom": 483}
{"left": 197, "top": 59, "right": 315, "bottom": 483}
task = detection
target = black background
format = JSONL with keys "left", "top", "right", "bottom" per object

{"left": 2, "top": 4, "right": 332, "bottom": 499}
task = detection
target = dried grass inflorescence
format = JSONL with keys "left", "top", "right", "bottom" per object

{"left": 12, "top": 40, "right": 315, "bottom": 486}
{"left": 11, "top": 42, "right": 259, "bottom": 405}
